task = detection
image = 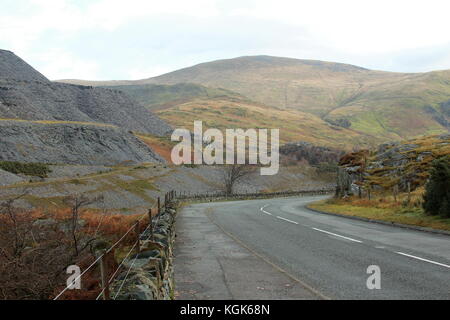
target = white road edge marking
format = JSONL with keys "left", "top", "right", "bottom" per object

{"left": 276, "top": 216, "right": 299, "bottom": 225}
{"left": 260, "top": 205, "right": 272, "bottom": 216}
{"left": 312, "top": 227, "right": 363, "bottom": 243}
{"left": 396, "top": 252, "right": 450, "bottom": 269}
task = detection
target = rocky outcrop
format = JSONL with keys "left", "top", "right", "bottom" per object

{"left": 111, "top": 204, "right": 177, "bottom": 300}
{"left": 0, "top": 120, "right": 165, "bottom": 165}
{"left": 280, "top": 141, "right": 344, "bottom": 165}
{"left": 336, "top": 134, "right": 450, "bottom": 196}
{"left": 0, "top": 50, "right": 172, "bottom": 136}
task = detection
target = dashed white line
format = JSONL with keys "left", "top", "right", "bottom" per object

{"left": 396, "top": 252, "right": 450, "bottom": 269}
{"left": 312, "top": 227, "right": 363, "bottom": 243}
{"left": 276, "top": 216, "right": 299, "bottom": 225}
{"left": 260, "top": 205, "right": 273, "bottom": 216}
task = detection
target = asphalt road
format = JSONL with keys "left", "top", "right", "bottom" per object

{"left": 174, "top": 196, "right": 450, "bottom": 300}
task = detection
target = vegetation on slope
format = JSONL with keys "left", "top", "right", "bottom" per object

{"left": 62, "top": 56, "right": 450, "bottom": 144}
{"left": 0, "top": 161, "right": 51, "bottom": 178}
{"left": 309, "top": 192, "right": 450, "bottom": 231}
{"left": 423, "top": 156, "right": 450, "bottom": 217}
{"left": 155, "top": 97, "right": 377, "bottom": 149}
{"left": 310, "top": 134, "right": 450, "bottom": 231}
{"left": 347, "top": 134, "right": 450, "bottom": 191}
{"left": 0, "top": 195, "right": 150, "bottom": 299}
{"left": 102, "top": 83, "right": 246, "bottom": 111}
{"left": 136, "top": 134, "right": 177, "bottom": 163}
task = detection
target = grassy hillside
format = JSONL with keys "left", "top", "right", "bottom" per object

{"left": 144, "top": 56, "right": 450, "bottom": 141}
{"left": 60, "top": 55, "right": 450, "bottom": 143}
{"left": 101, "top": 83, "right": 246, "bottom": 111}
{"left": 154, "top": 96, "right": 377, "bottom": 149}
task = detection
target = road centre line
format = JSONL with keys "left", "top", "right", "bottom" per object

{"left": 276, "top": 216, "right": 299, "bottom": 225}
{"left": 261, "top": 204, "right": 362, "bottom": 242}
{"left": 260, "top": 205, "right": 273, "bottom": 215}
{"left": 396, "top": 252, "right": 450, "bottom": 269}
{"left": 312, "top": 227, "right": 363, "bottom": 243}
{"left": 259, "top": 203, "right": 450, "bottom": 270}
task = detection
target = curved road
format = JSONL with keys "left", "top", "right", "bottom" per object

{"left": 174, "top": 196, "right": 450, "bottom": 300}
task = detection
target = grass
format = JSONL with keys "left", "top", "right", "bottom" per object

{"left": 104, "top": 177, "right": 159, "bottom": 203}
{"left": 136, "top": 134, "right": 177, "bottom": 163}
{"left": 102, "top": 82, "right": 245, "bottom": 111}
{"left": 66, "top": 56, "right": 450, "bottom": 145}
{"left": 24, "top": 195, "right": 67, "bottom": 208}
{"left": 155, "top": 97, "right": 377, "bottom": 149}
{"left": 0, "top": 161, "right": 52, "bottom": 178}
{"left": 364, "top": 134, "right": 450, "bottom": 189}
{"left": 308, "top": 194, "right": 450, "bottom": 231}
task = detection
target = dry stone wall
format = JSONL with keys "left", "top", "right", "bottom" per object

{"left": 111, "top": 203, "right": 177, "bottom": 300}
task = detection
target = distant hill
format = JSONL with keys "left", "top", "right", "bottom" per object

{"left": 0, "top": 49, "right": 171, "bottom": 136}
{"left": 154, "top": 95, "right": 377, "bottom": 149}
{"left": 101, "top": 83, "right": 246, "bottom": 111}
{"left": 63, "top": 55, "right": 450, "bottom": 143}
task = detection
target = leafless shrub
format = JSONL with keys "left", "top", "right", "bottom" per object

{"left": 0, "top": 194, "right": 102, "bottom": 299}
{"left": 221, "top": 164, "right": 256, "bottom": 195}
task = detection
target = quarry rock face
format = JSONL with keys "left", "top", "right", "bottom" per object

{"left": 0, "top": 49, "right": 49, "bottom": 82}
{"left": 0, "top": 120, "right": 165, "bottom": 165}
{"left": 0, "top": 49, "right": 172, "bottom": 136}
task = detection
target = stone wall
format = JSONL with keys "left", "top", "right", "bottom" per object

{"left": 111, "top": 203, "right": 177, "bottom": 300}
{"left": 176, "top": 189, "right": 334, "bottom": 202}
{"left": 109, "top": 190, "right": 333, "bottom": 300}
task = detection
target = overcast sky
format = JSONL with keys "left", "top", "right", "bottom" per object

{"left": 2, "top": 0, "right": 450, "bottom": 80}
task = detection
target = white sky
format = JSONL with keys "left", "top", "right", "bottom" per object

{"left": 1, "top": 0, "right": 450, "bottom": 80}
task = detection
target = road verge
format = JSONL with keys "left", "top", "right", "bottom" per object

{"left": 306, "top": 201, "right": 450, "bottom": 236}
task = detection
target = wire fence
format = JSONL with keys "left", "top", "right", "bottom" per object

{"left": 53, "top": 190, "right": 176, "bottom": 300}
{"left": 53, "top": 188, "right": 329, "bottom": 300}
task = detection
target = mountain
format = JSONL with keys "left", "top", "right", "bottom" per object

{"left": 101, "top": 82, "right": 245, "bottom": 111}
{"left": 153, "top": 95, "right": 375, "bottom": 149}
{"left": 0, "top": 49, "right": 48, "bottom": 82}
{"left": 62, "top": 55, "right": 450, "bottom": 143}
{"left": 0, "top": 49, "right": 171, "bottom": 136}
{"left": 99, "top": 82, "right": 377, "bottom": 149}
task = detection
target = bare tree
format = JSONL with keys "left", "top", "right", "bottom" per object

{"left": 0, "top": 192, "right": 29, "bottom": 257}
{"left": 221, "top": 164, "right": 256, "bottom": 195}
{"left": 63, "top": 194, "right": 103, "bottom": 257}
{"left": 0, "top": 195, "right": 78, "bottom": 299}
